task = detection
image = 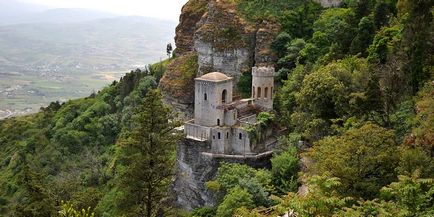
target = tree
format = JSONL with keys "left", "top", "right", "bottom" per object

{"left": 350, "top": 16, "right": 375, "bottom": 56}
{"left": 166, "top": 43, "right": 173, "bottom": 58}
{"left": 398, "top": 0, "right": 434, "bottom": 93}
{"left": 12, "top": 162, "right": 57, "bottom": 217}
{"left": 216, "top": 187, "right": 254, "bottom": 217}
{"left": 271, "top": 146, "right": 299, "bottom": 193}
{"left": 58, "top": 201, "right": 95, "bottom": 217}
{"left": 206, "top": 163, "right": 274, "bottom": 207}
{"left": 309, "top": 123, "right": 399, "bottom": 199}
{"left": 113, "top": 89, "right": 181, "bottom": 217}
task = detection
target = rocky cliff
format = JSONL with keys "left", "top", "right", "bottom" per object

{"left": 314, "top": 0, "right": 342, "bottom": 7}
{"left": 172, "top": 139, "right": 272, "bottom": 210}
{"left": 160, "top": 0, "right": 279, "bottom": 120}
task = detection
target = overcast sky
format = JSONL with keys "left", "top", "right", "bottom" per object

{"left": 20, "top": 0, "right": 188, "bottom": 21}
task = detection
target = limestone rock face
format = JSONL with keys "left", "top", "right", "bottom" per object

{"left": 172, "top": 139, "right": 272, "bottom": 211}
{"left": 194, "top": 0, "right": 255, "bottom": 81}
{"left": 161, "top": 0, "right": 279, "bottom": 120}
{"left": 314, "top": 0, "right": 342, "bottom": 7}
{"left": 174, "top": 0, "right": 208, "bottom": 56}
{"left": 255, "top": 21, "right": 280, "bottom": 66}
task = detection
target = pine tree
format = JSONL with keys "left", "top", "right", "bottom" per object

{"left": 12, "top": 161, "right": 56, "bottom": 217}
{"left": 114, "top": 89, "right": 181, "bottom": 217}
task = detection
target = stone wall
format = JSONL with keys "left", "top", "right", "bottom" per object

{"left": 172, "top": 138, "right": 272, "bottom": 211}
{"left": 185, "top": 120, "right": 211, "bottom": 141}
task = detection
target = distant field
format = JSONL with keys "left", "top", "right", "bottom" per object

{"left": 0, "top": 71, "right": 126, "bottom": 119}
{"left": 0, "top": 16, "right": 176, "bottom": 119}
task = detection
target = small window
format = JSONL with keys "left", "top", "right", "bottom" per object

{"left": 222, "top": 89, "right": 227, "bottom": 103}
{"left": 213, "top": 135, "right": 215, "bottom": 140}
{"left": 217, "top": 119, "right": 220, "bottom": 126}
{"left": 218, "top": 132, "right": 221, "bottom": 139}
{"left": 226, "top": 132, "right": 229, "bottom": 138}
{"left": 239, "top": 133, "right": 243, "bottom": 140}
{"left": 257, "top": 87, "right": 261, "bottom": 98}
{"left": 204, "top": 93, "right": 207, "bottom": 101}
{"left": 265, "top": 87, "right": 268, "bottom": 99}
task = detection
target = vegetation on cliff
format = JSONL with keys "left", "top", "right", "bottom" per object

{"left": 0, "top": 66, "right": 181, "bottom": 216}
{"left": 192, "top": 0, "right": 434, "bottom": 216}
{"left": 0, "top": 0, "right": 433, "bottom": 216}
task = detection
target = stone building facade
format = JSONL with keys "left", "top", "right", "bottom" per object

{"left": 184, "top": 66, "right": 275, "bottom": 156}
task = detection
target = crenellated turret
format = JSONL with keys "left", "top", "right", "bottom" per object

{"left": 252, "top": 66, "right": 275, "bottom": 110}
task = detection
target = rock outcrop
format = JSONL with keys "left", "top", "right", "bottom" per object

{"left": 314, "top": 0, "right": 342, "bottom": 7}
{"left": 161, "top": 0, "right": 279, "bottom": 121}
{"left": 172, "top": 139, "right": 272, "bottom": 210}
{"left": 159, "top": 53, "right": 198, "bottom": 120}
{"left": 255, "top": 21, "right": 280, "bottom": 66}
{"left": 194, "top": 0, "right": 255, "bottom": 80}
{"left": 174, "top": 0, "right": 208, "bottom": 56}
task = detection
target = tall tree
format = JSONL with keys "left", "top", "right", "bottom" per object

{"left": 12, "top": 161, "right": 57, "bottom": 217}
{"left": 114, "top": 89, "right": 181, "bottom": 217}
{"left": 398, "top": 0, "right": 434, "bottom": 93}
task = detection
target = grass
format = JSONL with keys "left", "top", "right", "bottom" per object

{"left": 0, "top": 71, "right": 125, "bottom": 117}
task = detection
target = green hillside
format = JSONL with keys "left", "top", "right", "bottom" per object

{"left": 0, "top": 0, "right": 433, "bottom": 216}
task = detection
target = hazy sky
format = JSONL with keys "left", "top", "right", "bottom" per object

{"left": 20, "top": 0, "right": 188, "bottom": 21}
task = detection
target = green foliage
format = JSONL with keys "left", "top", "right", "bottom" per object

{"left": 368, "top": 24, "right": 402, "bottom": 63}
{"left": 149, "top": 58, "right": 171, "bottom": 82}
{"left": 12, "top": 162, "right": 57, "bottom": 217}
{"left": 302, "top": 8, "right": 356, "bottom": 63}
{"left": 271, "top": 175, "right": 352, "bottom": 217}
{"left": 234, "top": 0, "right": 306, "bottom": 21}
{"left": 104, "top": 89, "right": 181, "bottom": 216}
{"left": 309, "top": 123, "right": 399, "bottom": 198}
{"left": 271, "top": 146, "right": 299, "bottom": 193}
{"left": 271, "top": 32, "right": 292, "bottom": 58}
{"left": 290, "top": 57, "right": 370, "bottom": 141}
{"left": 207, "top": 163, "right": 274, "bottom": 207}
{"left": 380, "top": 174, "right": 434, "bottom": 215}
{"left": 279, "top": 1, "right": 323, "bottom": 39}
{"left": 237, "top": 72, "right": 252, "bottom": 98}
{"left": 350, "top": 16, "right": 376, "bottom": 56}
{"left": 191, "top": 207, "right": 216, "bottom": 217}
{"left": 0, "top": 69, "right": 157, "bottom": 215}
{"left": 277, "top": 38, "right": 306, "bottom": 73}
{"left": 59, "top": 201, "right": 95, "bottom": 217}
{"left": 216, "top": 186, "right": 254, "bottom": 217}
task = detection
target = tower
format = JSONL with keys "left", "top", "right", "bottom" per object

{"left": 252, "top": 66, "right": 275, "bottom": 110}
{"left": 194, "top": 72, "right": 233, "bottom": 127}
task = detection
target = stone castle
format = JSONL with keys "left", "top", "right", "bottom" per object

{"left": 184, "top": 66, "right": 275, "bottom": 156}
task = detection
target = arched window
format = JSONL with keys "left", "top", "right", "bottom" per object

{"left": 257, "top": 87, "right": 261, "bottom": 98}
{"left": 218, "top": 132, "right": 221, "bottom": 139}
{"left": 204, "top": 93, "right": 207, "bottom": 101}
{"left": 239, "top": 133, "right": 243, "bottom": 140}
{"left": 226, "top": 132, "right": 229, "bottom": 139}
{"left": 222, "top": 89, "right": 227, "bottom": 103}
{"left": 264, "top": 87, "right": 268, "bottom": 99}
{"left": 217, "top": 119, "right": 220, "bottom": 126}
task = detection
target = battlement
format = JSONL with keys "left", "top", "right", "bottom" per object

{"left": 252, "top": 66, "right": 275, "bottom": 77}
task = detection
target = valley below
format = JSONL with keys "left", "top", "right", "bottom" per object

{"left": 0, "top": 15, "right": 176, "bottom": 119}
